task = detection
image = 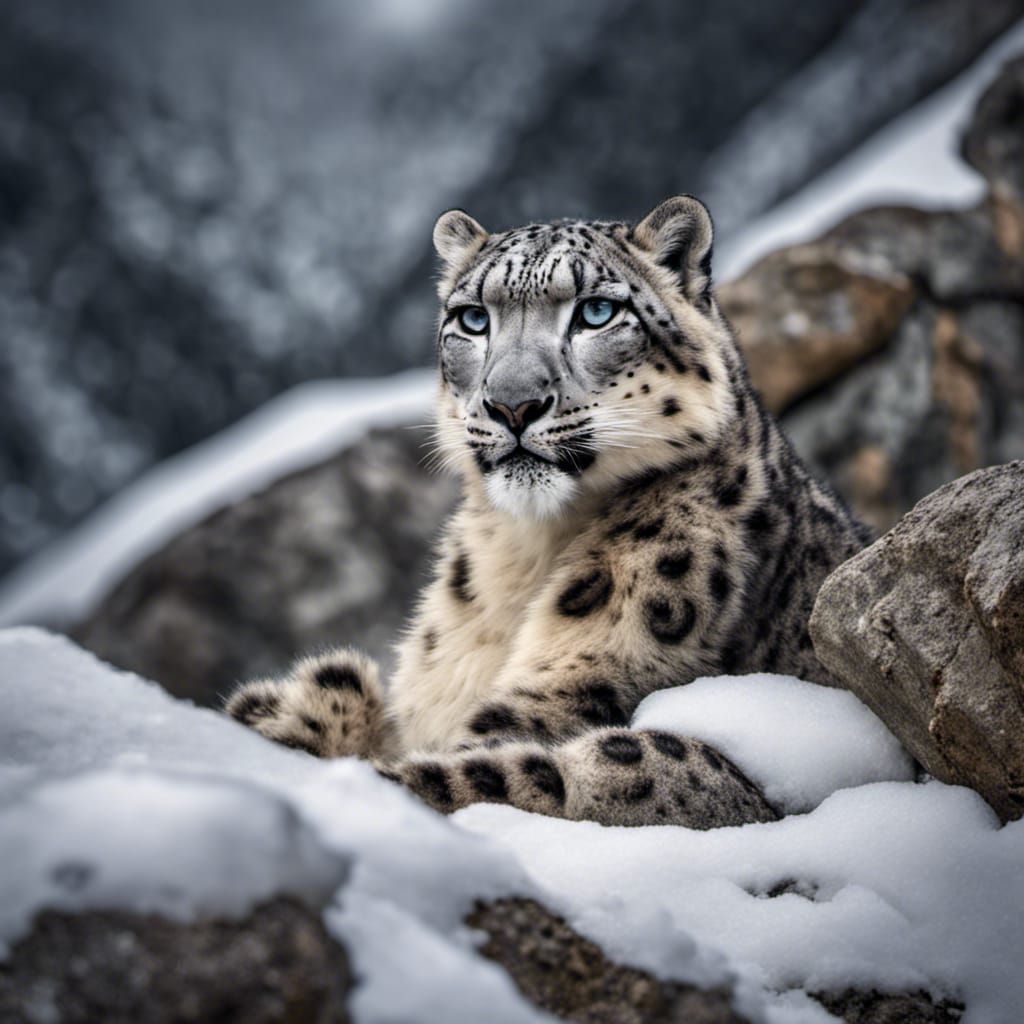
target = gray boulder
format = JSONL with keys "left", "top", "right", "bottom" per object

{"left": 0, "top": 898, "right": 353, "bottom": 1024}
{"left": 73, "top": 425, "right": 459, "bottom": 704}
{"left": 718, "top": 56, "right": 1024, "bottom": 534}
{"left": 810, "top": 461, "right": 1024, "bottom": 822}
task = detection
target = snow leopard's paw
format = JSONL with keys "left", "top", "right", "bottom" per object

{"left": 225, "top": 648, "right": 398, "bottom": 760}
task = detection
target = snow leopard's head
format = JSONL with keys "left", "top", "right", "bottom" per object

{"left": 431, "top": 196, "right": 735, "bottom": 520}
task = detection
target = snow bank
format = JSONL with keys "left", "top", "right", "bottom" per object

{"left": 0, "top": 771, "right": 347, "bottom": 943}
{"left": 4, "top": 628, "right": 1024, "bottom": 1022}
{"left": 0, "top": 628, "right": 546, "bottom": 1024}
{"left": 632, "top": 674, "right": 915, "bottom": 814}
{"left": 717, "top": 21, "right": 1024, "bottom": 280}
{"left": 0, "top": 370, "right": 436, "bottom": 629}
{"left": 460, "top": 784, "right": 1023, "bottom": 1024}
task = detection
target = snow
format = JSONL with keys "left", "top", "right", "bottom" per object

{"left": 0, "top": 370, "right": 436, "bottom": 629}
{"left": 460, "top": 785, "right": 1024, "bottom": 1024}
{"left": 3, "top": 628, "right": 1024, "bottom": 1023}
{"left": 1, "top": 772, "right": 347, "bottom": 935}
{"left": 632, "top": 674, "right": 915, "bottom": 814}
{"left": 717, "top": 21, "right": 1024, "bottom": 281}
{"left": 0, "top": 627, "right": 546, "bottom": 1024}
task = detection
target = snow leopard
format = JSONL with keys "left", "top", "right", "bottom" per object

{"left": 226, "top": 196, "right": 871, "bottom": 828}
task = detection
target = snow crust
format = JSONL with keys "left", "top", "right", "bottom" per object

{"left": 632, "top": 674, "right": 915, "bottom": 814}
{"left": 4, "top": 628, "right": 1024, "bottom": 1023}
{"left": 0, "top": 370, "right": 436, "bottom": 629}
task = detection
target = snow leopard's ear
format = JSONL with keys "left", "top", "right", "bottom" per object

{"left": 433, "top": 209, "right": 488, "bottom": 270}
{"left": 633, "top": 196, "right": 714, "bottom": 308}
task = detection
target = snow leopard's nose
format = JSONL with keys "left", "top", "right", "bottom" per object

{"left": 483, "top": 396, "right": 553, "bottom": 436}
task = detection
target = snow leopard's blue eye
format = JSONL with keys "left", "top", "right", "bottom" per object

{"left": 459, "top": 306, "right": 489, "bottom": 335}
{"left": 578, "top": 298, "right": 618, "bottom": 329}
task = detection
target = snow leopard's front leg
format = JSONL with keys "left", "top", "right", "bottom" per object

{"left": 386, "top": 728, "right": 777, "bottom": 828}
{"left": 225, "top": 648, "right": 400, "bottom": 762}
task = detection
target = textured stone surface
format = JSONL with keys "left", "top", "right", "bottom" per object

{"left": 810, "top": 461, "right": 1024, "bottom": 822}
{"left": 468, "top": 897, "right": 747, "bottom": 1024}
{"left": 781, "top": 296, "right": 1024, "bottom": 531}
{"left": 719, "top": 242, "right": 915, "bottom": 413}
{"left": 469, "top": 897, "right": 963, "bottom": 1023}
{"left": 74, "top": 426, "right": 459, "bottom": 703}
{"left": 718, "top": 57, "right": 1024, "bottom": 532}
{"left": 814, "top": 988, "right": 964, "bottom": 1023}
{"left": 0, "top": 898, "right": 353, "bottom": 1024}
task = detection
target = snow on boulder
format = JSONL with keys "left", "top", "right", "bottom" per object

{"left": 0, "top": 628, "right": 550, "bottom": 1024}
{"left": 0, "top": 770, "right": 347, "bottom": 956}
{"left": 459, "top": 781, "right": 1024, "bottom": 1024}
{"left": 0, "top": 370, "right": 437, "bottom": 631}
{"left": 631, "top": 674, "right": 915, "bottom": 815}
{"left": 5, "top": 627, "right": 1024, "bottom": 1023}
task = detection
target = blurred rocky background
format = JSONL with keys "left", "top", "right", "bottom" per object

{"left": 1, "top": 0, "right": 1022, "bottom": 574}
{"left": 1, "top": 0, "right": 1023, "bottom": 703}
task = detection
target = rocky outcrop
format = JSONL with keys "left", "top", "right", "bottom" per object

{"left": 0, "top": 898, "right": 353, "bottom": 1024}
{"left": 810, "top": 461, "right": 1024, "bottom": 823}
{"left": 720, "top": 245, "right": 917, "bottom": 414}
{"left": 719, "top": 56, "right": 1024, "bottom": 533}
{"left": 73, "top": 426, "right": 459, "bottom": 703}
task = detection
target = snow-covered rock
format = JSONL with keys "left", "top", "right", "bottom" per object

{"left": 0, "top": 771, "right": 347, "bottom": 952}
{"left": 3, "top": 628, "right": 1024, "bottom": 1022}
{"left": 0, "top": 370, "right": 437, "bottom": 632}
{"left": 0, "top": 628, "right": 546, "bottom": 1024}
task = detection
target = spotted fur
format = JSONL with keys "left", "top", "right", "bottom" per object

{"left": 226, "top": 196, "right": 869, "bottom": 828}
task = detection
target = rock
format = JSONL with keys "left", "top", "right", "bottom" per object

{"left": 73, "top": 426, "right": 459, "bottom": 704}
{"left": 718, "top": 242, "right": 916, "bottom": 413}
{"left": 962, "top": 55, "right": 1024, "bottom": 208}
{"left": 963, "top": 55, "right": 1024, "bottom": 272}
{"left": 467, "top": 897, "right": 747, "bottom": 1024}
{"left": 0, "top": 898, "right": 353, "bottom": 1024}
{"left": 469, "top": 898, "right": 962, "bottom": 1024}
{"left": 715, "top": 58, "right": 1024, "bottom": 531}
{"left": 781, "top": 297, "right": 1024, "bottom": 531}
{"left": 810, "top": 461, "right": 1024, "bottom": 822}
{"left": 814, "top": 988, "right": 964, "bottom": 1024}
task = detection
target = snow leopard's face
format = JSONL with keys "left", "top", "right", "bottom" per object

{"left": 431, "top": 197, "right": 731, "bottom": 520}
